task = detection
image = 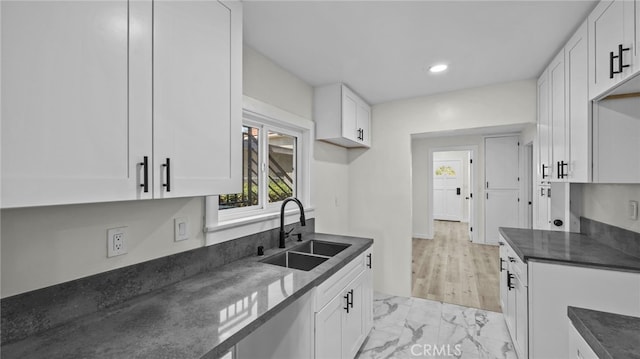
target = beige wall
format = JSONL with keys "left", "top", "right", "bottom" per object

{"left": 348, "top": 80, "right": 536, "bottom": 297}
{"left": 1, "top": 45, "right": 350, "bottom": 297}
{"left": 581, "top": 184, "right": 640, "bottom": 233}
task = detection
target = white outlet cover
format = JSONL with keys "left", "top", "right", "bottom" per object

{"left": 174, "top": 217, "right": 189, "bottom": 242}
{"left": 107, "top": 227, "right": 127, "bottom": 257}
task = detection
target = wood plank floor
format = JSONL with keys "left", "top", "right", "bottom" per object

{"left": 412, "top": 220, "right": 501, "bottom": 312}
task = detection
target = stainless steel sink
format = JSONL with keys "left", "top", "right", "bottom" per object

{"left": 262, "top": 251, "right": 329, "bottom": 271}
{"left": 290, "top": 240, "right": 351, "bottom": 257}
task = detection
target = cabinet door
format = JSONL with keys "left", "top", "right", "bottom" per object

{"left": 514, "top": 274, "right": 528, "bottom": 359}
{"left": 549, "top": 50, "right": 566, "bottom": 182}
{"left": 485, "top": 191, "right": 519, "bottom": 245}
{"left": 485, "top": 136, "right": 520, "bottom": 190}
{"left": 153, "top": 0, "right": 241, "bottom": 198}
{"left": 565, "top": 21, "right": 591, "bottom": 183}
{"left": 315, "top": 293, "right": 344, "bottom": 359}
{"left": 568, "top": 324, "right": 599, "bottom": 359}
{"left": 537, "top": 71, "right": 551, "bottom": 183}
{"left": 356, "top": 102, "right": 371, "bottom": 147}
{"left": 342, "top": 271, "right": 367, "bottom": 359}
{"left": 341, "top": 86, "right": 360, "bottom": 143}
{"left": 363, "top": 251, "right": 374, "bottom": 334}
{"left": 588, "top": 0, "right": 636, "bottom": 99}
{"left": 1, "top": 0, "right": 152, "bottom": 208}
{"left": 529, "top": 261, "right": 640, "bottom": 359}
{"left": 534, "top": 185, "right": 550, "bottom": 230}
{"left": 499, "top": 242, "right": 509, "bottom": 312}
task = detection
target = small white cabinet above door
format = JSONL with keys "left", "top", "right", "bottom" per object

{"left": 314, "top": 84, "right": 371, "bottom": 148}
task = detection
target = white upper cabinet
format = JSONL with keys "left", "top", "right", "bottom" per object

{"left": 315, "top": 84, "right": 372, "bottom": 148}
{"left": 565, "top": 21, "right": 592, "bottom": 183}
{"left": 1, "top": 1, "right": 152, "bottom": 207}
{"left": 549, "top": 50, "right": 567, "bottom": 182}
{"left": 537, "top": 69, "right": 551, "bottom": 183}
{"left": 588, "top": 0, "right": 637, "bottom": 99}
{"left": 153, "top": 0, "right": 241, "bottom": 198}
{"left": 1, "top": 0, "right": 242, "bottom": 208}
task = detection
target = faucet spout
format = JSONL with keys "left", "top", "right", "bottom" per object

{"left": 279, "top": 197, "right": 306, "bottom": 248}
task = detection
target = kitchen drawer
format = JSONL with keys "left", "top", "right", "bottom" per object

{"left": 315, "top": 253, "right": 365, "bottom": 312}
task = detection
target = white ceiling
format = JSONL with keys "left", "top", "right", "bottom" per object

{"left": 243, "top": 0, "right": 598, "bottom": 105}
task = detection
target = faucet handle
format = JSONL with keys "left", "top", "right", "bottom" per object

{"left": 285, "top": 227, "right": 295, "bottom": 237}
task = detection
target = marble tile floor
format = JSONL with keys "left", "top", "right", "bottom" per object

{"left": 356, "top": 292, "right": 516, "bottom": 359}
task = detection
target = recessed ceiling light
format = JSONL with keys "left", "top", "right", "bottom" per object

{"left": 429, "top": 64, "right": 448, "bottom": 73}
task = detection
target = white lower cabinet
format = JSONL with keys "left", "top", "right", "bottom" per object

{"left": 568, "top": 323, "right": 599, "bottom": 359}
{"left": 315, "top": 250, "right": 373, "bottom": 359}
{"left": 235, "top": 249, "right": 373, "bottom": 359}
{"left": 498, "top": 236, "right": 528, "bottom": 359}
{"left": 529, "top": 261, "right": 640, "bottom": 359}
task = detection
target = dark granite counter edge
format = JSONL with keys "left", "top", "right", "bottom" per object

{"left": 189, "top": 235, "right": 374, "bottom": 358}
{"left": 498, "top": 227, "right": 640, "bottom": 273}
{"left": 568, "top": 307, "right": 613, "bottom": 359}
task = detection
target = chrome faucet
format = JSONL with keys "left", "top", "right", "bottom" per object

{"left": 279, "top": 197, "right": 306, "bottom": 248}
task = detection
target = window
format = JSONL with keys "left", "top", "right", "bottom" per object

{"left": 218, "top": 120, "right": 300, "bottom": 212}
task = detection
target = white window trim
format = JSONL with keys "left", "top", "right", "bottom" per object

{"left": 204, "top": 96, "right": 314, "bottom": 240}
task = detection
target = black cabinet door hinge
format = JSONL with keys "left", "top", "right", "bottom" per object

{"left": 470, "top": 159, "right": 473, "bottom": 164}
{"left": 470, "top": 227, "right": 473, "bottom": 232}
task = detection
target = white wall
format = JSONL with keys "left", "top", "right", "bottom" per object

{"left": 0, "top": 45, "right": 350, "bottom": 297}
{"left": 348, "top": 80, "right": 536, "bottom": 297}
{"left": 581, "top": 184, "right": 640, "bottom": 233}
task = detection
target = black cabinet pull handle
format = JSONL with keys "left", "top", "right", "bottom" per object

{"left": 559, "top": 161, "right": 568, "bottom": 179}
{"left": 162, "top": 158, "right": 171, "bottom": 192}
{"left": 367, "top": 253, "right": 372, "bottom": 268}
{"left": 610, "top": 50, "right": 617, "bottom": 79}
{"left": 499, "top": 258, "right": 505, "bottom": 272}
{"left": 507, "top": 271, "right": 515, "bottom": 291}
{"left": 618, "top": 44, "right": 630, "bottom": 73}
{"left": 344, "top": 292, "right": 350, "bottom": 313}
{"left": 343, "top": 289, "right": 354, "bottom": 312}
{"left": 541, "top": 187, "right": 545, "bottom": 197}
{"left": 547, "top": 187, "right": 551, "bottom": 198}
{"left": 541, "top": 164, "right": 548, "bottom": 179}
{"left": 139, "top": 156, "right": 149, "bottom": 193}
{"left": 557, "top": 161, "right": 561, "bottom": 179}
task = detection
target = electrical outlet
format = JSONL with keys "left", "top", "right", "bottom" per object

{"left": 174, "top": 217, "right": 189, "bottom": 242}
{"left": 107, "top": 227, "right": 127, "bottom": 257}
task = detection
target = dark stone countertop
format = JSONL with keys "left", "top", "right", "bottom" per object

{"left": 568, "top": 306, "right": 640, "bottom": 359}
{"left": 499, "top": 227, "right": 640, "bottom": 272}
{"left": 1, "top": 233, "right": 373, "bottom": 359}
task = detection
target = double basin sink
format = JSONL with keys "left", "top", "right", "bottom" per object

{"left": 261, "top": 239, "right": 351, "bottom": 271}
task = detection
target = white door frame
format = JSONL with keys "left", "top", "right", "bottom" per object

{"left": 427, "top": 145, "right": 478, "bottom": 242}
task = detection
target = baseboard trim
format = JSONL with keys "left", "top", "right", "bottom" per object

{"left": 413, "top": 233, "right": 433, "bottom": 240}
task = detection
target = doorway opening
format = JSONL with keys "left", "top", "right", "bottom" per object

{"left": 411, "top": 140, "right": 500, "bottom": 312}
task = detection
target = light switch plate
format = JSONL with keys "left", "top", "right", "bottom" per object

{"left": 174, "top": 217, "right": 189, "bottom": 242}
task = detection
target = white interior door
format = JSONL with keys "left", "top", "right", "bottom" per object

{"left": 485, "top": 191, "right": 519, "bottom": 245}
{"left": 433, "top": 159, "right": 463, "bottom": 221}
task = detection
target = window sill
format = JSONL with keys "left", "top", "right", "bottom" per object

{"left": 205, "top": 207, "right": 315, "bottom": 233}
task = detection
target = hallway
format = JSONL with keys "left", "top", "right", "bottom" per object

{"left": 412, "top": 221, "right": 501, "bottom": 312}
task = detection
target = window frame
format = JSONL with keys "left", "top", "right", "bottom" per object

{"left": 207, "top": 96, "right": 312, "bottom": 228}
